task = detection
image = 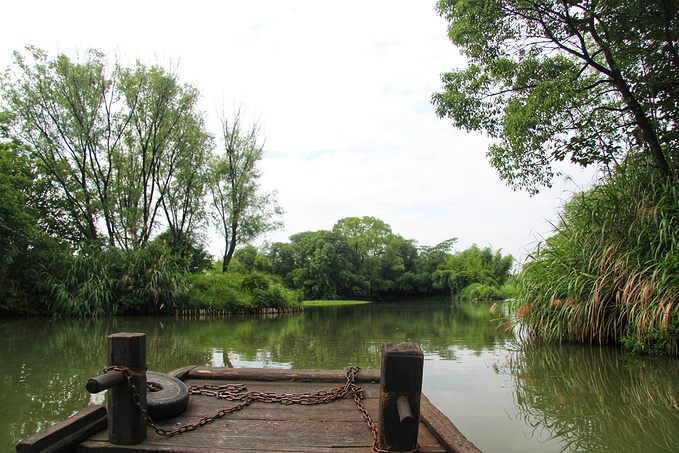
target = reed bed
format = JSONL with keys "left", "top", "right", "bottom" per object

{"left": 513, "top": 164, "right": 679, "bottom": 353}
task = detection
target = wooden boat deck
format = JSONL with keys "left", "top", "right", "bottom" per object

{"left": 73, "top": 366, "right": 480, "bottom": 453}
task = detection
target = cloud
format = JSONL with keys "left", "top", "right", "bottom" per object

{"left": 0, "top": 1, "right": 596, "bottom": 263}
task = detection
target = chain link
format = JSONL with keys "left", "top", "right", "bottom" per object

{"left": 102, "top": 365, "right": 419, "bottom": 453}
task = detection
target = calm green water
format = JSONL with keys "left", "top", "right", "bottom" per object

{"left": 3, "top": 302, "right": 679, "bottom": 452}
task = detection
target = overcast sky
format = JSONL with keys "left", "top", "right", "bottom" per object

{"left": 1, "top": 1, "right": 596, "bottom": 262}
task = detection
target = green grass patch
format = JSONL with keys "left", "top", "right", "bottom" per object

{"left": 302, "top": 300, "right": 372, "bottom": 307}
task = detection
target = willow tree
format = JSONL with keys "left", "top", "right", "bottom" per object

{"left": 432, "top": 0, "right": 679, "bottom": 194}
{"left": 210, "top": 108, "right": 283, "bottom": 273}
{"left": 1, "top": 46, "right": 211, "bottom": 248}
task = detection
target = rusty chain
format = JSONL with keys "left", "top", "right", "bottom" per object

{"left": 103, "top": 365, "right": 418, "bottom": 453}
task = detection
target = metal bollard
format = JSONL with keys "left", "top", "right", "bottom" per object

{"left": 106, "top": 333, "right": 147, "bottom": 445}
{"left": 377, "top": 342, "right": 424, "bottom": 451}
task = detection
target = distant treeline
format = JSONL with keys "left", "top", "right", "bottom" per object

{"left": 222, "top": 216, "right": 514, "bottom": 303}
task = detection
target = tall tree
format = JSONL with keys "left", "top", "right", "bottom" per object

{"left": 332, "top": 216, "right": 394, "bottom": 263}
{"left": 1, "top": 47, "right": 210, "bottom": 248}
{"left": 288, "top": 230, "right": 361, "bottom": 300}
{"left": 0, "top": 119, "right": 73, "bottom": 312}
{"left": 210, "top": 107, "right": 283, "bottom": 273}
{"left": 158, "top": 112, "right": 213, "bottom": 248}
{"left": 432, "top": 0, "right": 679, "bottom": 194}
{"left": 1, "top": 47, "right": 119, "bottom": 244}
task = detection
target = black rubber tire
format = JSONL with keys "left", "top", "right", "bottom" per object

{"left": 146, "top": 371, "right": 189, "bottom": 420}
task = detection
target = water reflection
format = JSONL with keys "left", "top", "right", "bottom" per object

{"left": 2, "top": 302, "right": 679, "bottom": 453}
{"left": 506, "top": 342, "right": 679, "bottom": 452}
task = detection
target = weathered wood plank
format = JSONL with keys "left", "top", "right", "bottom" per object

{"left": 420, "top": 394, "right": 482, "bottom": 453}
{"left": 79, "top": 420, "right": 373, "bottom": 452}
{"left": 174, "top": 401, "right": 378, "bottom": 422}
{"left": 79, "top": 419, "right": 449, "bottom": 452}
{"left": 76, "top": 383, "right": 450, "bottom": 452}
{"left": 168, "top": 366, "right": 198, "bottom": 381}
{"left": 71, "top": 371, "right": 473, "bottom": 453}
{"left": 16, "top": 404, "right": 107, "bottom": 453}
{"left": 186, "top": 367, "right": 380, "bottom": 383}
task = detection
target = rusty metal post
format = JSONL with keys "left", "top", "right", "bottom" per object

{"left": 378, "top": 342, "right": 423, "bottom": 452}
{"left": 107, "top": 333, "right": 147, "bottom": 445}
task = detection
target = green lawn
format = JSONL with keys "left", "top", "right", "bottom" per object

{"left": 301, "top": 300, "right": 372, "bottom": 307}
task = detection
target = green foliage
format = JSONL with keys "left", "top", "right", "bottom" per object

{"left": 332, "top": 216, "right": 394, "bottom": 262}
{"left": 266, "top": 218, "right": 513, "bottom": 302}
{"left": 459, "top": 282, "right": 507, "bottom": 301}
{"left": 210, "top": 107, "right": 283, "bottom": 273}
{"left": 433, "top": 0, "right": 679, "bottom": 193}
{"left": 181, "top": 271, "right": 299, "bottom": 312}
{"left": 45, "top": 244, "right": 190, "bottom": 316}
{"left": 0, "top": 123, "right": 76, "bottom": 314}
{"left": 1, "top": 46, "right": 212, "bottom": 248}
{"left": 182, "top": 273, "right": 248, "bottom": 312}
{"left": 302, "top": 300, "right": 371, "bottom": 306}
{"left": 514, "top": 164, "right": 679, "bottom": 353}
{"left": 436, "top": 244, "right": 514, "bottom": 297}
{"left": 253, "top": 284, "right": 301, "bottom": 310}
{"left": 240, "top": 270, "right": 272, "bottom": 291}
{"left": 289, "top": 230, "right": 353, "bottom": 300}
{"left": 152, "top": 230, "right": 212, "bottom": 273}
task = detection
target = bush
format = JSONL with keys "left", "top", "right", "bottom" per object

{"left": 183, "top": 271, "right": 300, "bottom": 312}
{"left": 513, "top": 163, "right": 679, "bottom": 353}
{"left": 182, "top": 273, "right": 249, "bottom": 312}
{"left": 459, "top": 283, "right": 508, "bottom": 301}
{"left": 46, "top": 243, "right": 190, "bottom": 316}
{"left": 253, "top": 283, "right": 301, "bottom": 309}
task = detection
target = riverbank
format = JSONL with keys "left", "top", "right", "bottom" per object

{"left": 302, "top": 300, "right": 372, "bottom": 306}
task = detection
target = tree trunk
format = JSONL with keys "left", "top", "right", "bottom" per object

{"left": 590, "top": 25, "right": 673, "bottom": 179}
{"left": 221, "top": 222, "right": 239, "bottom": 273}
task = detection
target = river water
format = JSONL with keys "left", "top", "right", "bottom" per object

{"left": 3, "top": 301, "right": 679, "bottom": 452}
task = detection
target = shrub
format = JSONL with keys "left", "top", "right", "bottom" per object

{"left": 183, "top": 271, "right": 299, "bottom": 313}
{"left": 513, "top": 163, "right": 679, "bottom": 353}
{"left": 45, "top": 243, "right": 189, "bottom": 316}
{"left": 253, "top": 283, "right": 301, "bottom": 309}
{"left": 459, "top": 283, "right": 507, "bottom": 301}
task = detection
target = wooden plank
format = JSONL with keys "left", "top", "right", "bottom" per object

{"left": 79, "top": 420, "right": 374, "bottom": 452}
{"left": 175, "top": 401, "right": 378, "bottom": 422}
{"left": 142, "top": 379, "right": 379, "bottom": 428}
{"left": 16, "top": 404, "right": 107, "bottom": 453}
{"left": 19, "top": 366, "right": 468, "bottom": 453}
{"left": 78, "top": 420, "right": 448, "bottom": 452}
{"left": 168, "top": 366, "right": 198, "bottom": 381}
{"left": 419, "top": 395, "right": 482, "bottom": 453}
{"left": 186, "top": 367, "right": 380, "bottom": 383}
{"left": 76, "top": 380, "right": 450, "bottom": 453}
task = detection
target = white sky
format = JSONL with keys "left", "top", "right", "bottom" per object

{"left": 1, "top": 1, "right": 596, "bottom": 263}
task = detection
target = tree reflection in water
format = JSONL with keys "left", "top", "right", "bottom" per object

{"left": 506, "top": 341, "right": 679, "bottom": 452}
{"left": 4, "top": 303, "right": 679, "bottom": 453}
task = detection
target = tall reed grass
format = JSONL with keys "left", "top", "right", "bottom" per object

{"left": 45, "top": 244, "right": 189, "bottom": 316}
{"left": 514, "top": 164, "right": 679, "bottom": 354}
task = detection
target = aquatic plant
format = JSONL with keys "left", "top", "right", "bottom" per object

{"left": 514, "top": 163, "right": 679, "bottom": 353}
{"left": 45, "top": 243, "right": 189, "bottom": 316}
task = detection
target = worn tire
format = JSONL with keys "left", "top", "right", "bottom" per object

{"left": 146, "top": 371, "right": 189, "bottom": 420}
